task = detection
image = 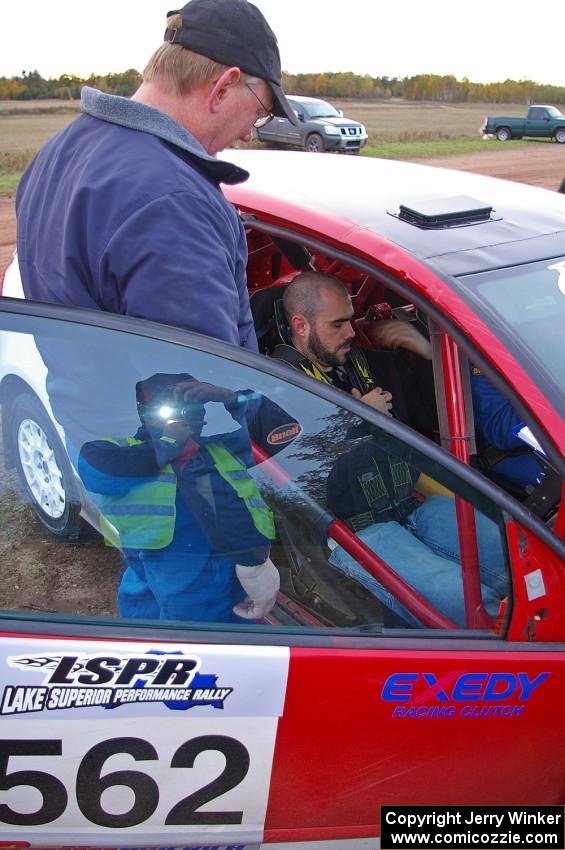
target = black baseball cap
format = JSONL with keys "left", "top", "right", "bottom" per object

{"left": 164, "top": 0, "right": 297, "bottom": 125}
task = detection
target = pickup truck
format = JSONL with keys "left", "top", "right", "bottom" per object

{"left": 257, "top": 94, "right": 368, "bottom": 153}
{"left": 483, "top": 104, "right": 565, "bottom": 143}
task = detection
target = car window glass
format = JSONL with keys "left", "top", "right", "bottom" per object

{"left": 459, "top": 258, "right": 565, "bottom": 419}
{"left": 302, "top": 99, "right": 340, "bottom": 119}
{"left": 0, "top": 309, "right": 510, "bottom": 636}
{"left": 287, "top": 99, "right": 299, "bottom": 116}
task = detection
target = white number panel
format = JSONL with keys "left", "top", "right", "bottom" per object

{"left": 0, "top": 637, "right": 289, "bottom": 847}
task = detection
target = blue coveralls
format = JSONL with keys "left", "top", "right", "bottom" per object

{"left": 470, "top": 368, "right": 544, "bottom": 490}
{"left": 78, "top": 390, "right": 278, "bottom": 623}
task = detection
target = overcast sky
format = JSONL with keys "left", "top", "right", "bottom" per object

{"left": 2, "top": 0, "right": 564, "bottom": 87}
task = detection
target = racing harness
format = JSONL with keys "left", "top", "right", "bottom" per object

{"left": 271, "top": 343, "right": 420, "bottom": 530}
{"left": 271, "top": 342, "right": 376, "bottom": 395}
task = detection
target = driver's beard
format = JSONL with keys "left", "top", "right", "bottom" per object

{"left": 307, "top": 326, "right": 349, "bottom": 369}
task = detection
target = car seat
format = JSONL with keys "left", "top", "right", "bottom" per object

{"left": 250, "top": 284, "right": 291, "bottom": 355}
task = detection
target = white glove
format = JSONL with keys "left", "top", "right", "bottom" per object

{"left": 233, "top": 559, "right": 280, "bottom": 620}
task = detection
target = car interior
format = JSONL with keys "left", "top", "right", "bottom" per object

{"left": 244, "top": 222, "right": 560, "bottom": 507}
{"left": 237, "top": 223, "right": 565, "bottom": 626}
{"left": 232, "top": 226, "right": 514, "bottom": 630}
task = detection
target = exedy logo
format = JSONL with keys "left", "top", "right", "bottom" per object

{"left": 1, "top": 651, "right": 233, "bottom": 716}
{"left": 381, "top": 671, "right": 551, "bottom": 719}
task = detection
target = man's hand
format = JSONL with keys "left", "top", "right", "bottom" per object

{"left": 351, "top": 386, "right": 393, "bottom": 416}
{"left": 173, "top": 380, "right": 237, "bottom": 405}
{"left": 367, "top": 319, "right": 432, "bottom": 360}
{"left": 234, "top": 559, "right": 280, "bottom": 619}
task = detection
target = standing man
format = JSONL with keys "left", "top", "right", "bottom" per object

{"left": 15, "top": 0, "right": 296, "bottom": 624}
{"left": 78, "top": 374, "right": 282, "bottom": 623}
{"left": 16, "top": 0, "right": 296, "bottom": 346}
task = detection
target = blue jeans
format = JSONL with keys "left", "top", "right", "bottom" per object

{"left": 329, "top": 496, "right": 508, "bottom": 627}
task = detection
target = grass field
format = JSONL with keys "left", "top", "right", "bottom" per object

{"left": 0, "top": 98, "right": 539, "bottom": 192}
{"left": 334, "top": 99, "right": 535, "bottom": 159}
{"left": 333, "top": 99, "right": 530, "bottom": 140}
{"left": 0, "top": 101, "right": 80, "bottom": 191}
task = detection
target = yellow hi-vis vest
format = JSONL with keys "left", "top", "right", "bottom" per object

{"left": 98, "top": 437, "right": 274, "bottom": 549}
{"left": 98, "top": 436, "right": 177, "bottom": 549}
{"left": 205, "top": 443, "right": 275, "bottom": 540}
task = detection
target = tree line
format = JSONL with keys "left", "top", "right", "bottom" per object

{"left": 1, "top": 68, "right": 565, "bottom": 105}
{"left": 0, "top": 69, "right": 142, "bottom": 101}
{"left": 283, "top": 72, "right": 565, "bottom": 105}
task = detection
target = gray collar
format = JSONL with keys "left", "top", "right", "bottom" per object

{"left": 80, "top": 86, "right": 249, "bottom": 185}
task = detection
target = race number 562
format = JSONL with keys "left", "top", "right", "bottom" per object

{"left": 0, "top": 735, "right": 249, "bottom": 827}
{"left": 0, "top": 714, "right": 278, "bottom": 841}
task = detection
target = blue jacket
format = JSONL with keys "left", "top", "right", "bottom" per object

{"left": 471, "top": 367, "right": 543, "bottom": 489}
{"left": 16, "top": 87, "right": 257, "bottom": 350}
{"left": 77, "top": 386, "right": 294, "bottom": 565}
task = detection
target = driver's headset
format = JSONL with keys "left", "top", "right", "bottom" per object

{"left": 273, "top": 294, "right": 292, "bottom": 345}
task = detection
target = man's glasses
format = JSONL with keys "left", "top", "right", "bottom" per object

{"left": 245, "top": 84, "right": 274, "bottom": 128}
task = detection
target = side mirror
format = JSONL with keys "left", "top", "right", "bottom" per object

{"left": 295, "top": 111, "right": 304, "bottom": 123}
{"left": 338, "top": 109, "right": 344, "bottom": 117}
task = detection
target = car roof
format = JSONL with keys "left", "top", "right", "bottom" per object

{"left": 222, "top": 150, "right": 565, "bottom": 276}
{"left": 286, "top": 95, "right": 329, "bottom": 103}
{"left": 222, "top": 150, "right": 565, "bottom": 458}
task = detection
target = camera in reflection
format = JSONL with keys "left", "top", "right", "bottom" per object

{"left": 136, "top": 373, "right": 206, "bottom": 432}
{"left": 153, "top": 402, "right": 206, "bottom": 425}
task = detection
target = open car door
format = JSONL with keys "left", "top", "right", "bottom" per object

{"left": 0, "top": 299, "right": 565, "bottom": 847}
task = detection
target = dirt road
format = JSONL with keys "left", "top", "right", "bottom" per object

{"left": 1, "top": 144, "right": 564, "bottom": 274}
{"left": 411, "top": 145, "right": 565, "bottom": 190}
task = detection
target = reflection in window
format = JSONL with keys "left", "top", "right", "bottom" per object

{"left": 0, "top": 311, "right": 510, "bottom": 633}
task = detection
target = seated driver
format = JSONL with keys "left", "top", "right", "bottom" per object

{"left": 271, "top": 272, "right": 508, "bottom": 626}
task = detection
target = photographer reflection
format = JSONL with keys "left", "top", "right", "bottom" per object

{"left": 78, "top": 373, "right": 288, "bottom": 623}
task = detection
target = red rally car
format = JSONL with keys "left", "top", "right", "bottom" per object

{"left": 0, "top": 150, "right": 564, "bottom": 849}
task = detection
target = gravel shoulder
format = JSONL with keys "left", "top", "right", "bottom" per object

{"left": 406, "top": 144, "right": 565, "bottom": 190}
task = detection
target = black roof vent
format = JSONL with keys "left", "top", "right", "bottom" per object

{"left": 393, "top": 195, "right": 499, "bottom": 229}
